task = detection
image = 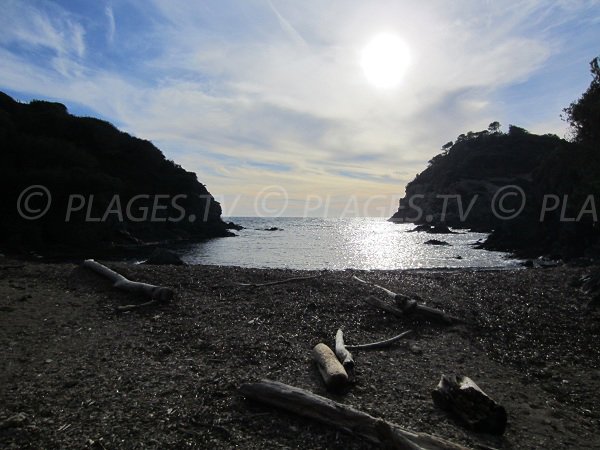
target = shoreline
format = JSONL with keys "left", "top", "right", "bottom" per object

{"left": 1, "top": 259, "right": 599, "bottom": 448}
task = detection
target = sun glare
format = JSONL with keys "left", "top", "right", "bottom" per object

{"left": 360, "top": 33, "right": 411, "bottom": 89}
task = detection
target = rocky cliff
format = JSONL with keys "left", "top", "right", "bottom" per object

{"left": 390, "top": 126, "right": 568, "bottom": 231}
{"left": 389, "top": 124, "right": 600, "bottom": 259}
{"left": 0, "top": 92, "right": 234, "bottom": 252}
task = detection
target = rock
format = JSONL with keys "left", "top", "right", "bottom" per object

{"left": 431, "top": 224, "right": 454, "bottom": 234}
{"left": 454, "top": 255, "right": 463, "bottom": 260}
{"left": 409, "top": 344, "right": 423, "bottom": 355}
{"left": 407, "top": 224, "right": 433, "bottom": 233}
{"left": 408, "top": 224, "right": 455, "bottom": 234}
{"left": 225, "top": 221, "right": 244, "bottom": 231}
{"left": 537, "top": 257, "right": 561, "bottom": 268}
{"left": 264, "top": 227, "right": 282, "bottom": 231}
{"left": 424, "top": 239, "right": 451, "bottom": 246}
{"left": 587, "top": 295, "right": 600, "bottom": 310}
{"left": 581, "top": 272, "right": 600, "bottom": 294}
{"left": 145, "top": 248, "right": 185, "bottom": 265}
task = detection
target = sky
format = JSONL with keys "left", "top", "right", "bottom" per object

{"left": 0, "top": 0, "right": 599, "bottom": 217}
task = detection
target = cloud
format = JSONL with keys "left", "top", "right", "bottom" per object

{"left": 0, "top": 0, "right": 596, "bottom": 215}
{"left": 105, "top": 5, "right": 116, "bottom": 44}
{"left": 0, "top": 0, "right": 85, "bottom": 58}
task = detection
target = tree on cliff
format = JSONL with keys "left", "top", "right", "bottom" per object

{"left": 564, "top": 56, "right": 600, "bottom": 149}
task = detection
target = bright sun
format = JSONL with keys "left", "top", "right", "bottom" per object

{"left": 360, "top": 33, "right": 411, "bottom": 89}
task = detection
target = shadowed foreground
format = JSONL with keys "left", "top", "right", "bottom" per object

{"left": 1, "top": 260, "right": 599, "bottom": 449}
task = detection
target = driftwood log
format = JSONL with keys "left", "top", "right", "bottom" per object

{"left": 82, "top": 259, "right": 174, "bottom": 311}
{"left": 432, "top": 374, "right": 507, "bottom": 435}
{"left": 354, "top": 276, "right": 460, "bottom": 324}
{"left": 313, "top": 343, "right": 348, "bottom": 389}
{"left": 334, "top": 330, "right": 355, "bottom": 379}
{"left": 240, "top": 379, "right": 470, "bottom": 450}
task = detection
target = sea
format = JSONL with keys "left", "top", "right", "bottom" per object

{"left": 178, "top": 217, "right": 521, "bottom": 270}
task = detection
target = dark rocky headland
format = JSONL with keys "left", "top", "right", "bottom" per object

{"left": 390, "top": 58, "right": 600, "bottom": 260}
{"left": 0, "top": 92, "right": 235, "bottom": 257}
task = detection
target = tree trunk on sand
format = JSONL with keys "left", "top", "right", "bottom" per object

{"left": 82, "top": 259, "right": 174, "bottom": 302}
{"left": 313, "top": 343, "right": 348, "bottom": 389}
{"left": 432, "top": 374, "right": 507, "bottom": 435}
{"left": 240, "top": 379, "right": 470, "bottom": 450}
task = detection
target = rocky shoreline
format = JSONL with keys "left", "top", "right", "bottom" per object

{"left": 1, "top": 259, "right": 599, "bottom": 449}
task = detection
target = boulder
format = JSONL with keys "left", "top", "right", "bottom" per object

{"left": 145, "top": 248, "right": 185, "bottom": 265}
{"left": 424, "top": 239, "right": 451, "bottom": 246}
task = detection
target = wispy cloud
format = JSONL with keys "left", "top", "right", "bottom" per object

{"left": 0, "top": 0, "right": 597, "bottom": 215}
{"left": 105, "top": 5, "right": 116, "bottom": 44}
{"left": 0, "top": 0, "right": 85, "bottom": 58}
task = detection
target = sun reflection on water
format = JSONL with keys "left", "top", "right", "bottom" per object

{"left": 182, "top": 217, "right": 519, "bottom": 270}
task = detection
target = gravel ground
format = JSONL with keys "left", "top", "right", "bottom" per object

{"left": 1, "top": 258, "right": 599, "bottom": 449}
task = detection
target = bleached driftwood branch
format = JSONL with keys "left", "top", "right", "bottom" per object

{"left": 345, "top": 330, "right": 413, "bottom": 350}
{"left": 353, "top": 275, "right": 418, "bottom": 312}
{"left": 334, "top": 330, "right": 354, "bottom": 379}
{"left": 313, "top": 343, "right": 348, "bottom": 389}
{"left": 240, "top": 379, "right": 470, "bottom": 450}
{"left": 82, "top": 259, "right": 174, "bottom": 306}
{"left": 354, "top": 276, "right": 460, "bottom": 324}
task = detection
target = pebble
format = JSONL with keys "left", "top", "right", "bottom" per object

{"left": 409, "top": 344, "right": 423, "bottom": 355}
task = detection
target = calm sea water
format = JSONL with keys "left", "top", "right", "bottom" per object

{"left": 179, "top": 217, "right": 521, "bottom": 270}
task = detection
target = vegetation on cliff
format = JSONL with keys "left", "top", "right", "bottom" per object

{"left": 391, "top": 57, "right": 600, "bottom": 259}
{"left": 0, "top": 92, "right": 233, "bottom": 252}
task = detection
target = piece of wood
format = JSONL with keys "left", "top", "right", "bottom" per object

{"left": 334, "top": 330, "right": 354, "bottom": 380}
{"left": 345, "top": 330, "right": 413, "bottom": 350}
{"left": 364, "top": 295, "right": 405, "bottom": 318}
{"left": 82, "top": 259, "right": 174, "bottom": 302}
{"left": 432, "top": 374, "right": 507, "bottom": 435}
{"left": 354, "top": 275, "right": 418, "bottom": 314}
{"left": 353, "top": 275, "right": 398, "bottom": 299}
{"left": 240, "top": 379, "right": 470, "bottom": 450}
{"left": 234, "top": 274, "right": 321, "bottom": 287}
{"left": 355, "top": 276, "right": 460, "bottom": 324}
{"left": 412, "top": 304, "right": 456, "bottom": 325}
{"left": 115, "top": 300, "right": 157, "bottom": 312}
{"left": 313, "top": 343, "right": 348, "bottom": 389}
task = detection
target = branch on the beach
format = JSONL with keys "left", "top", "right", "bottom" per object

{"left": 82, "top": 259, "right": 174, "bottom": 303}
{"left": 115, "top": 300, "right": 158, "bottom": 312}
{"left": 354, "top": 276, "right": 461, "bottom": 324}
{"left": 364, "top": 295, "right": 405, "bottom": 317}
{"left": 432, "top": 374, "right": 507, "bottom": 435}
{"left": 345, "top": 330, "right": 413, "bottom": 350}
{"left": 334, "top": 330, "right": 354, "bottom": 380}
{"left": 234, "top": 274, "right": 322, "bottom": 287}
{"left": 240, "top": 379, "right": 470, "bottom": 450}
{"left": 313, "top": 343, "right": 348, "bottom": 389}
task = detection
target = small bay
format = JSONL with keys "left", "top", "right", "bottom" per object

{"left": 180, "top": 217, "right": 520, "bottom": 270}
